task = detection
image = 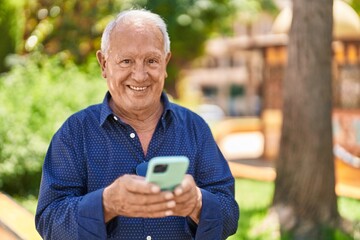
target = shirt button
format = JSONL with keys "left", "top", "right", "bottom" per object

{"left": 146, "top": 236, "right": 152, "bottom": 240}
{"left": 130, "top": 133, "right": 136, "bottom": 138}
{"left": 113, "top": 116, "right": 118, "bottom": 121}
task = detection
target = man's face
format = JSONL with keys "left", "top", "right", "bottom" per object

{"left": 98, "top": 23, "right": 171, "bottom": 114}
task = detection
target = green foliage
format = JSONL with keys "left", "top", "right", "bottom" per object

{"left": 0, "top": 53, "right": 107, "bottom": 195}
{"left": 230, "top": 0, "right": 278, "bottom": 25}
{"left": 350, "top": 0, "right": 360, "bottom": 15}
{"left": 22, "top": 0, "right": 123, "bottom": 62}
{"left": 0, "top": 0, "right": 25, "bottom": 72}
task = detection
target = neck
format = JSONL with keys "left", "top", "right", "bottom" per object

{"left": 110, "top": 99, "right": 163, "bottom": 133}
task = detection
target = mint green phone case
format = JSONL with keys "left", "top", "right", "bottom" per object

{"left": 145, "top": 156, "right": 189, "bottom": 191}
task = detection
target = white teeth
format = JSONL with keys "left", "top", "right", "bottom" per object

{"left": 129, "top": 86, "right": 147, "bottom": 91}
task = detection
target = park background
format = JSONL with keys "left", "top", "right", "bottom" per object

{"left": 0, "top": 0, "right": 360, "bottom": 239}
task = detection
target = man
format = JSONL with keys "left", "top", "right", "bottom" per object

{"left": 35, "top": 9, "right": 239, "bottom": 240}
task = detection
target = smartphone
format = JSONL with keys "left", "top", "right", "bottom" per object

{"left": 145, "top": 156, "right": 189, "bottom": 191}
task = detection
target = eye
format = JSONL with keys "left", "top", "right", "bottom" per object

{"left": 119, "top": 59, "right": 132, "bottom": 67}
{"left": 147, "top": 58, "right": 159, "bottom": 65}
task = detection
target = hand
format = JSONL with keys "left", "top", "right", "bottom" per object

{"left": 172, "top": 174, "right": 202, "bottom": 224}
{"left": 102, "top": 174, "right": 175, "bottom": 222}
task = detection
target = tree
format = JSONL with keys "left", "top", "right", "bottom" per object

{"left": 21, "top": 0, "right": 236, "bottom": 96}
{"left": 272, "top": 0, "right": 344, "bottom": 239}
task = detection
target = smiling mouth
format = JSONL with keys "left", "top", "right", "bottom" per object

{"left": 128, "top": 85, "right": 148, "bottom": 91}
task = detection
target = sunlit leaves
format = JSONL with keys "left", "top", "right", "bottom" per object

{"left": 0, "top": 54, "right": 106, "bottom": 195}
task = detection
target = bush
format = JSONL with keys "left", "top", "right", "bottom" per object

{"left": 0, "top": 53, "right": 107, "bottom": 195}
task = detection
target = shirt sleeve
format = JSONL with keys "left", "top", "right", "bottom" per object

{"left": 35, "top": 118, "right": 107, "bottom": 240}
{"left": 187, "top": 122, "right": 239, "bottom": 240}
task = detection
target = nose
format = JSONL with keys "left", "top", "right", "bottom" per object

{"left": 131, "top": 63, "right": 148, "bottom": 82}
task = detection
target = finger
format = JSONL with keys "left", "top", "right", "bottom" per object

{"left": 121, "top": 174, "right": 161, "bottom": 194}
{"left": 174, "top": 175, "right": 194, "bottom": 196}
{"left": 171, "top": 197, "right": 197, "bottom": 217}
{"left": 126, "top": 191, "right": 174, "bottom": 206}
{"left": 172, "top": 202, "right": 194, "bottom": 215}
{"left": 127, "top": 199, "right": 176, "bottom": 218}
{"left": 129, "top": 175, "right": 146, "bottom": 180}
{"left": 110, "top": 190, "right": 175, "bottom": 217}
{"left": 174, "top": 192, "right": 193, "bottom": 204}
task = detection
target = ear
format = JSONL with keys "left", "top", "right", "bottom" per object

{"left": 164, "top": 52, "right": 172, "bottom": 78}
{"left": 165, "top": 52, "right": 171, "bottom": 64}
{"left": 96, "top": 50, "right": 107, "bottom": 78}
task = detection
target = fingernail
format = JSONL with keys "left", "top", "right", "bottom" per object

{"left": 165, "top": 210, "right": 173, "bottom": 216}
{"left": 167, "top": 201, "right": 176, "bottom": 208}
{"left": 151, "top": 185, "right": 160, "bottom": 193}
{"left": 175, "top": 188, "right": 183, "bottom": 195}
{"left": 165, "top": 192, "right": 173, "bottom": 200}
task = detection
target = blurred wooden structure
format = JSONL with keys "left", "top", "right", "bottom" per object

{"left": 212, "top": 116, "right": 360, "bottom": 199}
{"left": 0, "top": 192, "right": 41, "bottom": 240}
{"left": 226, "top": 157, "right": 360, "bottom": 199}
{"left": 183, "top": 0, "right": 360, "bottom": 199}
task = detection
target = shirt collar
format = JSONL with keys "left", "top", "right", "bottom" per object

{"left": 160, "top": 91, "right": 177, "bottom": 128}
{"left": 99, "top": 91, "right": 177, "bottom": 127}
{"left": 99, "top": 92, "right": 114, "bottom": 126}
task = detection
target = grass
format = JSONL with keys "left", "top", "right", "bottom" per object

{"left": 228, "top": 179, "right": 360, "bottom": 240}
{"left": 227, "top": 178, "right": 276, "bottom": 240}
{"left": 14, "top": 178, "right": 360, "bottom": 239}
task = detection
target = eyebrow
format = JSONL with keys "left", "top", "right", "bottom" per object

{"left": 114, "top": 51, "right": 163, "bottom": 59}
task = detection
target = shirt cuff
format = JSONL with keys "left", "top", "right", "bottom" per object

{"left": 185, "top": 189, "right": 223, "bottom": 240}
{"left": 78, "top": 188, "right": 107, "bottom": 239}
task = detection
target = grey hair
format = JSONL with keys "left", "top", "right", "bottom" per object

{"left": 100, "top": 9, "right": 171, "bottom": 56}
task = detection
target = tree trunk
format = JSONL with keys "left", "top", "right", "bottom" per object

{"left": 273, "top": 0, "right": 340, "bottom": 239}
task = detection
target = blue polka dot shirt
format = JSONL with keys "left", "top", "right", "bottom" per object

{"left": 35, "top": 92, "right": 239, "bottom": 240}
